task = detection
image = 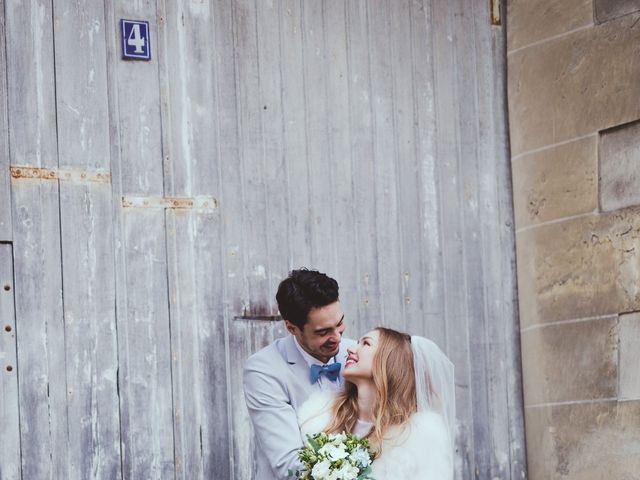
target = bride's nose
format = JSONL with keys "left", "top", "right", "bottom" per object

{"left": 347, "top": 345, "right": 356, "bottom": 355}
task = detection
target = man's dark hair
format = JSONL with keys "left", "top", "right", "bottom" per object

{"left": 276, "top": 268, "right": 339, "bottom": 330}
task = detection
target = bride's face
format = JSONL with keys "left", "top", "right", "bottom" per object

{"left": 343, "top": 330, "right": 379, "bottom": 380}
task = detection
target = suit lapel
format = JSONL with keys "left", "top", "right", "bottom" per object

{"left": 281, "top": 335, "right": 318, "bottom": 394}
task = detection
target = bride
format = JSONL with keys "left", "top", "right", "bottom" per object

{"left": 297, "top": 327, "right": 455, "bottom": 479}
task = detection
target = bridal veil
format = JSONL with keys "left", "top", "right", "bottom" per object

{"left": 411, "top": 336, "right": 456, "bottom": 452}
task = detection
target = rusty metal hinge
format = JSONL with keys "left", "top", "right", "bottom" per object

{"left": 490, "top": 0, "right": 501, "bottom": 26}
{"left": 10, "top": 166, "right": 111, "bottom": 183}
{"left": 121, "top": 195, "right": 218, "bottom": 210}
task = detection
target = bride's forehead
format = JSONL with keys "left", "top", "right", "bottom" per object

{"left": 360, "top": 330, "right": 379, "bottom": 341}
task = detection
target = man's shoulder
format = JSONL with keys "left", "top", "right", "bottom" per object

{"left": 244, "top": 336, "right": 289, "bottom": 373}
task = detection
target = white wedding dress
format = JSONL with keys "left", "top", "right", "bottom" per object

{"left": 297, "top": 391, "right": 453, "bottom": 480}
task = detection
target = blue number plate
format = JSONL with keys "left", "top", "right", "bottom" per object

{"left": 121, "top": 19, "right": 151, "bottom": 60}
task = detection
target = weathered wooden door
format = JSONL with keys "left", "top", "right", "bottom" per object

{"left": 0, "top": 0, "right": 525, "bottom": 479}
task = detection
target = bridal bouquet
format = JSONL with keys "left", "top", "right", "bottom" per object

{"left": 289, "top": 432, "right": 376, "bottom": 480}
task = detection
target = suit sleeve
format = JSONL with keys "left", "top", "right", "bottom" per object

{"left": 243, "top": 357, "right": 305, "bottom": 479}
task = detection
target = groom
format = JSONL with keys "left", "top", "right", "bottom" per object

{"left": 243, "top": 269, "right": 355, "bottom": 479}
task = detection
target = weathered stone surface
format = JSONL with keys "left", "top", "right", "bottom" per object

{"left": 619, "top": 312, "right": 640, "bottom": 399}
{"left": 525, "top": 400, "right": 640, "bottom": 479}
{"left": 516, "top": 207, "right": 640, "bottom": 328}
{"left": 595, "top": 0, "right": 640, "bottom": 24}
{"left": 521, "top": 317, "right": 618, "bottom": 405}
{"left": 600, "top": 120, "right": 640, "bottom": 212}
{"left": 508, "top": 12, "right": 640, "bottom": 155}
{"left": 512, "top": 136, "right": 597, "bottom": 228}
{"left": 507, "top": 0, "right": 593, "bottom": 51}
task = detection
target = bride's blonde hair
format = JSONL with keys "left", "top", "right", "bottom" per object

{"left": 325, "top": 327, "right": 417, "bottom": 454}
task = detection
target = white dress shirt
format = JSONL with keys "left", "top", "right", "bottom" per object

{"left": 293, "top": 336, "right": 343, "bottom": 392}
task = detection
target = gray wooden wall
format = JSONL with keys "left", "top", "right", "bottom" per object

{"left": 0, "top": 0, "right": 526, "bottom": 479}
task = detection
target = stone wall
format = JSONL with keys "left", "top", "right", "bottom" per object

{"left": 507, "top": 0, "right": 640, "bottom": 478}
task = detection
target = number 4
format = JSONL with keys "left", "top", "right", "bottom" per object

{"left": 128, "top": 24, "right": 145, "bottom": 53}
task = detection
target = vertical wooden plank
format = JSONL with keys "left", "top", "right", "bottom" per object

{"left": 451, "top": 0, "right": 493, "bottom": 476}
{"left": 367, "top": 0, "right": 403, "bottom": 328}
{"left": 256, "top": 0, "right": 290, "bottom": 302}
{"left": 323, "top": 1, "right": 359, "bottom": 334}
{"left": 0, "top": 4, "right": 12, "bottom": 241}
{"left": 211, "top": 2, "right": 248, "bottom": 476}
{"left": 5, "top": 0, "right": 57, "bottom": 169}
{"left": 120, "top": 209, "right": 174, "bottom": 480}
{"left": 301, "top": 0, "right": 335, "bottom": 272}
{"left": 5, "top": 1, "right": 67, "bottom": 478}
{"left": 345, "top": 0, "right": 381, "bottom": 331}
{"left": 157, "top": 0, "right": 219, "bottom": 196}
{"left": 388, "top": 0, "right": 424, "bottom": 333}
{"left": 165, "top": 210, "right": 226, "bottom": 479}
{"left": 472, "top": 2, "right": 527, "bottom": 477}
{"left": 57, "top": 183, "right": 121, "bottom": 480}
{"left": 410, "top": 0, "right": 445, "bottom": 343}
{"left": 106, "top": 0, "right": 174, "bottom": 477}
{"left": 233, "top": 0, "right": 271, "bottom": 313}
{"left": 431, "top": 0, "right": 474, "bottom": 476}
{"left": 280, "top": 0, "right": 312, "bottom": 270}
{"left": 213, "top": 0, "right": 248, "bottom": 319}
{"left": 52, "top": 1, "right": 121, "bottom": 477}
{"left": 156, "top": 0, "right": 230, "bottom": 477}
{"left": 11, "top": 178, "right": 66, "bottom": 479}
{"left": 227, "top": 319, "right": 287, "bottom": 480}
{"left": 0, "top": 243, "right": 21, "bottom": 480}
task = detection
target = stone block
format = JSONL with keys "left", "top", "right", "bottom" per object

{"left": 507, "top": 0, "right": 593, "bottom": 51}
{"left": 599, "top": 120, "right": 640, "bottom": 212}
{"left": 525, "top": 400, "right": 640, "bottom": 479}
{"left": 508, "top": 12, "right": 640, "bottom": 155}
{"left": 516, "top": 207, "right": 640, "bottom": 328}
{"left": 619, "top": 312, "right": 640, "bottom": 399}
{"left": 512, "top": 136, "right": 597, "bottom": 228}
{"left": 521, "top": 317, "right": 618, "bottom": 405}
{"left": 595, "top": 0, "right": 640, "bottom": 24}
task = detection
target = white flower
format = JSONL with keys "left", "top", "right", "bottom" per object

{"left": 318, "top": 442, "right": 349, "bottom": 462}
{"left": 331, "top": 433, "right": 347, "bottom": 444}
{"left": 311, "top": 459, "right": 332, "bottom": 479}
{"left": 337, "top": 462, "right": 360, "bottom": 480}
{"left": 350, "top": 446, "right": 371, "bottom": 467}
{"left": 326, "top": 471, "right": 340, "bottom": 480}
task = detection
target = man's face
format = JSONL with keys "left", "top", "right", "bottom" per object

{"left": 286, "top": 301, "right": 345, "bottom": 364}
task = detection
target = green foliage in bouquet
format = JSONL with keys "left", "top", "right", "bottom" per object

{"left": 289, "top": 431, "right": 376, "bottom": 480}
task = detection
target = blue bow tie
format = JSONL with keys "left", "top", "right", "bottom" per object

{"left": 309, "top": 363, "right": 341, "bottom": 383}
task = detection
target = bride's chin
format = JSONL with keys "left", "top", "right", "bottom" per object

{"left": 342, "top": 369, "right": 356, "bottom": 379}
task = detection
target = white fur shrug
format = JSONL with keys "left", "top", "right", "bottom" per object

{"left": 297, "top": 391, "right": 453, "bottom": 480}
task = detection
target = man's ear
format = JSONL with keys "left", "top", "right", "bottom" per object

{"left": 284, "top": 320, "right": 298, "bottom": 336}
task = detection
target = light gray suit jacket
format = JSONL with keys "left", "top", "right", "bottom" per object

{"left": 243, "top": 334, "right": 355, "bottom": 479}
